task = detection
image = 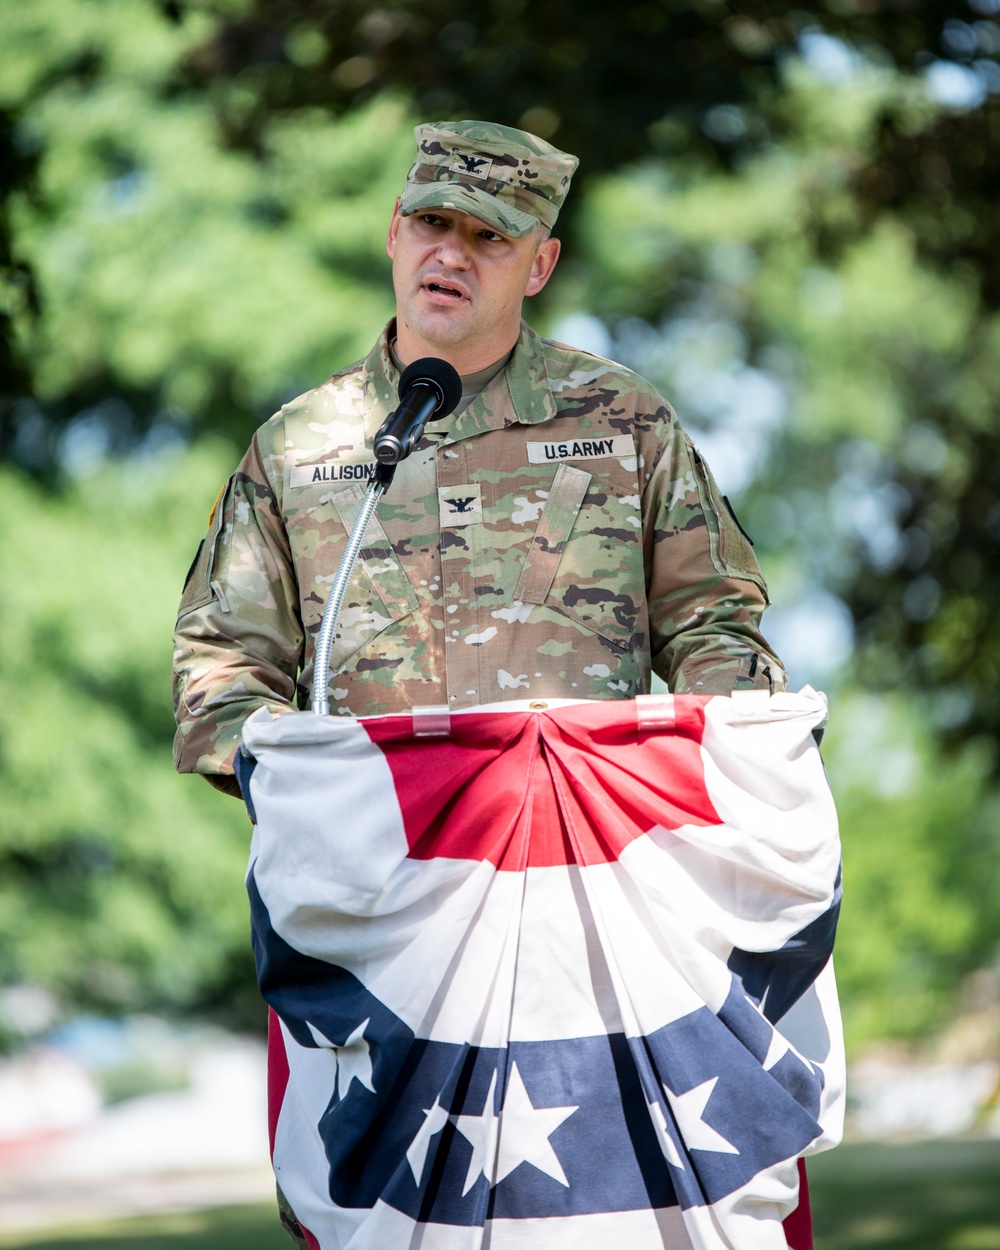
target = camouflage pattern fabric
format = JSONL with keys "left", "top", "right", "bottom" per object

{"left": 172, "top": 321, "right": 786, "bottom": 792}
{"left": 400, "top": 119, "right": 578, "bottom": 238}
{"left": 276, "top": 1183, "right": 309, "bottom": 1249}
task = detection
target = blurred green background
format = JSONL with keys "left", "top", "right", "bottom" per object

{"left": 2, "top": 0, "right": 1000, "bottom": 1171}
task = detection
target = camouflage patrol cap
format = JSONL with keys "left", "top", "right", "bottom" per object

{"left": 399, "top": 120, "right": 579, "bottom": 238}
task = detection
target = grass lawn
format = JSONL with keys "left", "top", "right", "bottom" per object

{"left": 0, "top": 1204, "right": 287, "bottom": 1250}
{"left": 808, "top": 1140, "right": 1000, "bottom": 1250}
{"left": 2, "top": 1141, "right": 999, "bottom": 1249}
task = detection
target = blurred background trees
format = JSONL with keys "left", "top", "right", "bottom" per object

{"left": 1, "top": 0, "right": 999, "bottom": 1049}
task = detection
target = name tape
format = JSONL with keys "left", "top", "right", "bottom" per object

{"left": 291, "top": 460, "right": 377, "bottom": 488}
{"left": 526, "top": 435, "right": 633, "bottom": 464}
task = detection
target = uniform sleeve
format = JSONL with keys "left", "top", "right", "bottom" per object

{"left": 639, "top": 406, "right": 787, "bottom": 696}
{"left": 172, "top": 428, "right": 303, "bottom": 794}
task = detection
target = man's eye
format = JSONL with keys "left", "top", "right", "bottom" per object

{"left": 479, "top": 230, "right": 502, "bottom": 242}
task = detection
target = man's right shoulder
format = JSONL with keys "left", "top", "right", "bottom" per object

{"left": 254, "top": 355, "right": 371, "bottom": 461}
{"left": 278, "top": 355, "right": 369, "bottom": 424}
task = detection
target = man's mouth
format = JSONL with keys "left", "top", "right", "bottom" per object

{"left": 425, "top": 280, "right": 466, "bottom": 301}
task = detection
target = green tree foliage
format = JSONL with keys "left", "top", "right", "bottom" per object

{"left": 167, "top": 0, "right": 1000, "bottom": 761}
{"left": 1, "top": 0, "right": 999, "bottom": 1044}
{"left": 175, "top": 0, "right": 793, "bottom": 173}
{"left": 824, "top": 693, "right": 1000, "bottom": 1045}
{"left": 5, "top": 0, "right": 999, "bottom": 751}
{"left": 1, "top": 0, "right": 409, "bottom": 458}
{"left": 573, "top": 58, "right": 1000, "bottom": 1039}
{"left": 0, "top": 444, "right": 262, "bottom": 1027}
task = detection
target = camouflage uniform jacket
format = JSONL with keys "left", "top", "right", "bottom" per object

{"left": 173, "top": 321, "right": 785, "bottom": 792}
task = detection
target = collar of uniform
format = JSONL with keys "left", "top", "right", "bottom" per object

{"left": 361, "top": 319, "right": 557, "bottom": 444}
{"left": 505, "top": 321, "right": 558, "bottom": 426}
{"left": 358, "top": 322, "right": 402, "bottom": 446}
{"left": 447, "top": 321, "right": 557, "bottom": 442}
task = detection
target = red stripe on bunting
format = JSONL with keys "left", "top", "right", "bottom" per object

{"left": 783, "top": 1159, "right": 814, "bottom": 1249}
{"left": 266, "top": 1007, "right": 288, "bottom": 1160}
{"left": 363, "top": 699, "right": 720, "bottom": 869}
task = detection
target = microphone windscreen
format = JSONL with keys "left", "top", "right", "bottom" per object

{"left": 398, "top": 357, "right": 463, "bottom": 419}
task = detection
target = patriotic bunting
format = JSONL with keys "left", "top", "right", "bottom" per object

{"left": 240, "top": 690, "right": 843, "bottom": 1250}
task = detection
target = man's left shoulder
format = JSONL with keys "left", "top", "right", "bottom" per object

{"left": 539, "top": 336, "right": 671, "bottom": 416}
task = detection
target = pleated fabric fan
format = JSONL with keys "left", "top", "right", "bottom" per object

{"left": 239, "top": 689, "right": 843, "bottom": 1250}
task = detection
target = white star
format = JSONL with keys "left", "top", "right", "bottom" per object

{"left": 647, "top": 1097, "right": 685, "bottom": 1170}
{"left": 280, "top": 1020, "right": 339, "bottom": 1135}
{"left": 308, "top": 1018, "right": 375, "bottom": 1100}
{"left": 762, "top": 1027, "right": 792, "bottom": 1071}
{"left": 453, "top": 1063, "right": 578, "bottom": 1194}
{"left": 453, "top": 1070, "right": 499, "bottom": 1196}
{"left": 335, "top": 1019, "right": 375, "bottom": 1099}
{"left": 663, "top": 1077, "right": 740, "bottom": 1155}
{"left": 495, "top": 1064, "right": 577, "bottom": 1187}
{"left": 746, "top": 993, "right": 795, "bottom": 1072}
{"left": 406, "top": 1096, "right": 450, "bottom": 1186}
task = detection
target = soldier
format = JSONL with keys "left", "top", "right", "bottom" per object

{"left": 173, "top": 119, "right": 796, "bottom": 1248}
{"left": 172, "top": 119, "right": 784, "bottom": 798}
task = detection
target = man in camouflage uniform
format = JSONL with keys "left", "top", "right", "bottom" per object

{"left": 173, "top": 120, "right": 788, "bottom": 1245}
{"left": 173, "top": 119, "right": 784, "bottom": 800}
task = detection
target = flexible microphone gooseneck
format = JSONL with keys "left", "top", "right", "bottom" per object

{"left": 374, "top": 357, "right": 463, "bottom": 465}
{"left": 314, "top": 356, "right": 462, "bottom": 714}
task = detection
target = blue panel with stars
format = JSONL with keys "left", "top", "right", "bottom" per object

{"left": 250, "top": 868, "right": 828, "bottom": 1225}
{"left": 728, "top": 866, "right": 843, "bottom": 1025}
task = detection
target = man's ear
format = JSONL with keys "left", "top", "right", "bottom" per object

{"left": 524, "top": 236, "right": 561, "bottom": 298}
{"left": 386, "top": 199, "right": 402, "bottom": 260}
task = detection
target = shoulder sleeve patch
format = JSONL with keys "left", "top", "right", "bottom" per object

{"left": 178, "top": 477, "right": 233, "bottom": 619}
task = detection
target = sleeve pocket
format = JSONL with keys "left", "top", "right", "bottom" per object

{"left": 690, "top": 448, "right": 768, "bottom": 597}
{"left": 176, "top": 479, "right": 232, "bottom": 619}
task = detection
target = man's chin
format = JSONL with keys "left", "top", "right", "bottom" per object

{"left": 409, "top": 310, "right": 476, "bottom": 350}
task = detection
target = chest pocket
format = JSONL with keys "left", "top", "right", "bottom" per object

{"left": 514, "top": 462, "right": 643, "bottom": 650}
{"left": 327, "top": 485, "right": 420, "bottom": 621}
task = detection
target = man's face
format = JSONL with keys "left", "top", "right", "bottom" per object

{"left": 386, "top": 203, "right": 560, "bottom": 372}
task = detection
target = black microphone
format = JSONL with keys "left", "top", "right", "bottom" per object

{"left": 374, "top": 357, "right": 463, "bottom": 465}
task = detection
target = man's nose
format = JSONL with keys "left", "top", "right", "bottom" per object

{"left": 436, "top": 231, "right": 472, "bottom": 268}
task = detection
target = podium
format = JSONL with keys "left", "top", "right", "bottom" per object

{"left": 238, "top": 689, "right": 842, "bottom": 1249}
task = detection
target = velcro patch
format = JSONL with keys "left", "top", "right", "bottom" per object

{"left": 526, "top": 434, "right": 633, "bottom": 464}
{"left": 450, "top": 152, "right": 493, "bottom": 180}
{"left": 439, "top": 483, "right": 483, "bottom": 526}
{"left": 291, "top": 460, "right": 377, "bottom": 488}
